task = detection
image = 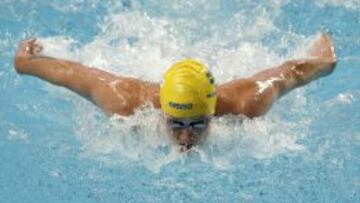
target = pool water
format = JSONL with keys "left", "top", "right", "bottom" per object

{"left": 0, "top": 0, "right": 359, "bottom": 202}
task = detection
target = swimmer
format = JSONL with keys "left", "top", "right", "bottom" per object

{"left": 14, "top": 34, "right": 336, "bottom": 152}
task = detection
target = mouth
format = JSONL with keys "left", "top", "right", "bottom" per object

{"left": 179, "top": 143, "right": 193, "bottom": 152}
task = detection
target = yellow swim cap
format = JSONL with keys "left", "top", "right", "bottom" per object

{"left": 160, "top": 59, "right": 217, "bottom": 118}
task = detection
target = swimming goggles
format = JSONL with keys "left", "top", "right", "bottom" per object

{"left": 166, "top": 116, "right": 210, "bottom": 134}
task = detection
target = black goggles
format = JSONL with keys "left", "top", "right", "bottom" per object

{"left": 166, "top": 117, "right": 210, "bottom": 133}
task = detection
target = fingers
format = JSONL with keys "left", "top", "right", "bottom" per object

{"left": 33, "top": 43, "right": 43, "bottom": 54}
{"left": 27, "top": 38, "right": 37, "bottom": 54}
{"left": 19, "top": 38, "right": 34, "bottom": 53}
{"left": 308, "top": 33, "right": 335, "bottom": 59}
{"left": 319, "top": 33, "right": 336, "bottom": 60}
{"left": 19, "top": 38, "right": 43, "bottom": 56}
{"left": 319, "top": 33, "right": 333, "bottom": 45}
{"left": 23, "top": 38, "right": 36, "bottom": 46}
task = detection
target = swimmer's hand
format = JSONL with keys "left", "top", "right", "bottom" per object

{"left": 14, "top": 38, "right": 43, "bottom": 73}
{"left": 308, "top": 33, "right": 336, "bottom": 62}
{"left": 304, "top": 33, "right": 337, "bottom": 77}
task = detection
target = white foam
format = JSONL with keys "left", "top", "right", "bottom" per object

{"left": 5, "top": 125, "right": 29, "bottom": 143}
{"left": 38, "top": 1, "right": 322, "bottom": 172}
{"left": 324, "top": 92, "right": 357, "bottom": 109}
{"left": 40, "top": 37, "right": 79, "bottom": 61}
{"left": 8, "top": 129, "right": 28, "bottom": 142}
{"left": 49, "top": 0, "right": 103, "bottom": 13}
{"left": 316, "top": 0, "right": 360, "bottom": 10}
{"left": 336, "top": 93, "right": 355, "bottom": 104}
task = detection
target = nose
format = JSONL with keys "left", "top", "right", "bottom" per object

{"left": 177, "top": 129, "right": 194, "bottom": 148}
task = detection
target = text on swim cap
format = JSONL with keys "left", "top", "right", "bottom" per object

{"left": 206, "top": 72, "right": 215, "bottom": 84}
{"left": 169, "top": 102, "right": 193, "bottom": 110}
{"left": 207, "top": 92, "right": 216, "bottom": 98}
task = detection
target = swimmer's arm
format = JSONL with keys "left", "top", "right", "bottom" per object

{"left": 248, "top": 34, "right": 336, "bottom": 115}
{"left": 252, "top": 59, "right": 336, "bottom": 95}
{"left": 216, "top": 34, "right": 336, "bottom": 118}
{"left": 251, "top": 34, "right": 336, "bottom": 96}
{"left": 14, "top": 39, "right": 118, "bottom": 97}
{"left": 14, "top": 38, "right": 160, "bottom": 115}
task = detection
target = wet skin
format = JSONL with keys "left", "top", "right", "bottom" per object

{"left": 14, "top": 35, "right": 336, "bottom": 150}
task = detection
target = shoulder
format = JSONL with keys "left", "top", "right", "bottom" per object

{"left": 215, "top": 79, "right": 258, "bottom": 116}
{"left": 215, "top": 78, "right": 275, "bottom": 118}
{"left": 91, "top": 77, "right": 160, "bottom": 116}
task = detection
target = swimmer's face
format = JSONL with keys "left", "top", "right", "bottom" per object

{"left": 165, "top": 115, "right": 211, "bottom": 152}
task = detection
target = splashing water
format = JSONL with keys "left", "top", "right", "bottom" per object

{"left": 1, "top": 0, "right": 359, "bottom": 202}
{"left": 36, "top": 0, "right": 319, "bottom": 172}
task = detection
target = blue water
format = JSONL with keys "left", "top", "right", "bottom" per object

{"left": 1, "top": 0, "right": 359, "bottom": 202}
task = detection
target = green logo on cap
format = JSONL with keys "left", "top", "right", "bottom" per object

{"left": 169, "top": 102, "right": 193, "bottom": 110}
